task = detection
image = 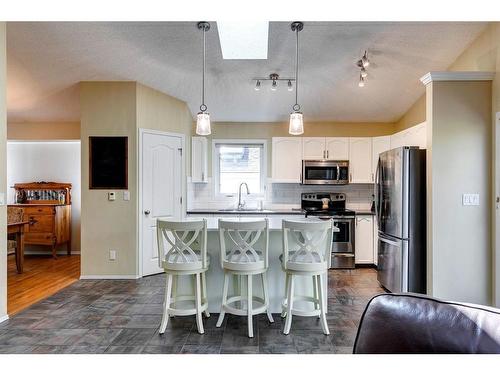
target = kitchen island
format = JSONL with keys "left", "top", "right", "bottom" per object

{"left": 171, "top": 216, "right": 338, "bottom": 313}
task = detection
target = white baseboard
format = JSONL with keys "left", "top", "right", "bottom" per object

{"left": 79, "top": 275, "right": 140, "bottom": 280}
{"left": 0, "top": 315, "right": 9, "bottom": 324}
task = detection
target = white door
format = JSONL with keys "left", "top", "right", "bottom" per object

{"left": 141, "top": 131, "right": 183, "bottom": 276}
{"left": 325, "top": 137, "right": 349, "bottom": 160}
{"left": 349, "top": 137, "right": 372, "bottom": 183}
{"left": 372, "top": 136, "right": 391, "bottom": 179}
{"left": 272, "top": 137, "right": 303, "bottom": 183}
{"left": 355, "top": 215, "right": 374, "bottom": 264}
{"left": 302, "top": 137, "right": 326, "bottom": 159}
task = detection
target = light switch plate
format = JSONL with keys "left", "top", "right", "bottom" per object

{"left": 0, "top": 192, "right": 5, "bottom": 206}
{"left": 109, "top": 250, "right": 117, "bottom": 260}
{"left": 123, "top": 191, "right": 130, "bottom": 201}
{"left": 108, "top": 192, "right": 116, "bottom": 201}
{"left": 462, "top": 193, "right": 479, "bottom": 206}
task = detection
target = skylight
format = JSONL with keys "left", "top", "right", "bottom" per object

{"left": 216, "top": 21, "right": 269, "bottom": 59}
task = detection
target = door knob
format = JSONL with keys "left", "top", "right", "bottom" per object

{"left": 144, "top": 210, "right": 151, "bottom": 215}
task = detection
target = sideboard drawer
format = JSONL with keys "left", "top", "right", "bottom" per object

{"left": 27, "top": 214, "right": 54, "bottom": 232}
{"left": 24, "top": 206, "right": 55, "bottom": 215}
{"left": 25, "top": 232, "right": 54, "bottom": 245}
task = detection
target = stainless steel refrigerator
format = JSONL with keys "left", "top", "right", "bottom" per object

{"left": 374, "top": 147, "right": 426, "bottom": 293}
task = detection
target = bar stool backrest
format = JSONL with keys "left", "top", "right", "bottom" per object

{"left": 282, "top": 220, "right": 334, "bottom": 268}
{"left": 156, "top": 219, "right": 208, "bottom": 269}
{"left": 218, "top": 219, "right": 269, "bottom": 269}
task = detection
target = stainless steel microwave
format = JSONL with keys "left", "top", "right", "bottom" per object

{"left": 302, "top": 160, "right": 349, "bottom": 185}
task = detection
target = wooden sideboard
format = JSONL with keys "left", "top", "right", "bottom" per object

{"left": 10, "top": 182, "right": 72, "bottom": 258}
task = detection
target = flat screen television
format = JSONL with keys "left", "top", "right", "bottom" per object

{"left": 89, "top": 136, "right": 128, "bottom": 189}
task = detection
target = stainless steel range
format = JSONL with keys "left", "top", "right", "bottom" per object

{"left": 301, "top": 192, "right": 356, "bottom": 269}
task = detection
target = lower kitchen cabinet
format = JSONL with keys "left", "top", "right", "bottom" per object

{"left": 355, "top": 215, "right": 374, "bottom": 264}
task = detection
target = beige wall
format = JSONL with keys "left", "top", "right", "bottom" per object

{"left": 427, "top": 80, "right": 492, "bottom": 305}
{"left": 7, "top": 122, "right": 80, "bottom": 140}
{"left": 81, "top": 82, "right": 192, "bottom": 277}
{"left": 0, "top": 23, "right": 7, "bottom": 319}
{"left": 196, "top": 121, "right": 396, "bottom": 177}
{"left": 395, "top": 95, "right": 426, "bottom": 131}
{"left": 80, "top": 82, "right": 138, "bottom": 277}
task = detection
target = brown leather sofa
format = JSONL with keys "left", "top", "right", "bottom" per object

{"left": 353, "top": 293, "right": 500, "bottom": 354}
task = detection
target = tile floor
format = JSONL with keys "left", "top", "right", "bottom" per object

{"left": 0, "top": 268, "right": 384, "bottom": 354}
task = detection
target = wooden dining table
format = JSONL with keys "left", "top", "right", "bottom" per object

{"left": 8, "top": 221, "right": 29, "bottom": 273}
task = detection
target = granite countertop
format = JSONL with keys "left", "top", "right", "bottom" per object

{"left": 187, "top": 209, "right": 305, "bottom": 215}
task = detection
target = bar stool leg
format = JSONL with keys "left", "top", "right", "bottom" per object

{"left": 247, "top": 274, "right": 253, "bottom": 338}
{"left": 281, "top": 273, "right": 289, "bottom": 318}
{"left": 313, "top": 275, "right": 319, "bottom": 313}
{"left": 317, "top": 273, "right": 330, "bottom": 335}
{"left": 170, "top": 275, "right": 177, "bottom": 317}
{"left": 283, "top": 274, "right": 295, "bottom": 335}
{"left": 202, "top": 272, "right": 210, "bottom": 318}
{"left": 261, "top": 272, "right": 274, "bottom": 323}
{"left": 194, "top": 272, "right": 204, "bottom": 334}
{"left": 216, "top": 272, "right": 229, "bottom": 327}
{"left": 159, "top": 273, "right": 173, "bottom": 334}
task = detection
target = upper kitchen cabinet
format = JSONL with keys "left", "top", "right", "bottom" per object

{"left": 325, "top": 137, "right": 349, "bottom": 160}
{"left": 349, "top": 137, "right": 372, "bottom": 183}
{"left": 191, "top": 136, "right": 208, "bottom": 183}
{"left": 390, "top": 122, "right": 426, "bottom": 150}
{"left": 372, "top": 136, "right": 391, "bottom": 176}
{"left": 302, "top": 137, "right": 326, "bottom": 159}
{"left": 272, "top": 137, "right": 303, "bottom": 183}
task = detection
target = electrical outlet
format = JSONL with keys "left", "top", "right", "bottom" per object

{"left": 109, "top": 250, "right": 117, "bottom": 260}
{"left": 108, "top": 192, "right": 116, "bottom": 201}
{"left": 462, "top": 193, "right": 479, "bottom": 206}
{"left": 123, "top": 191, "right": 130, "bottom": 201}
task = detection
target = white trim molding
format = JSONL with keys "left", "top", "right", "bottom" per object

{"left": 420, "top": 71, "right": 495, "bottom": 85}
{"left": 80, "top": 275, "right": 141, "bottom": 280}
{"left": 0, "top": 314, "right": 9, "bottom": 324}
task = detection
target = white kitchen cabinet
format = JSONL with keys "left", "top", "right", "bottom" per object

{"left": 390, "top": 122, "right": 426, "bottom": 150}
{"left": 372, "top": 136, "right": 391, "bottom": 178}
{"left": 191, "top": 136, "right": 208, "bottom": 183}
{"left": 355, "top": 215, "right": 374, "bottom": 264}
{"left": 349, "top": 137, "right": 372, "bottom": 183}
{"left": 302, "top": 137, "right": 326, "bottom": 160}
{"left": 272, "top": 137, "right": 303, "bottom": 183}
{"left": 325, "top": 137, "right": 349, "bottom": 160}
{"left": 390, "top": 131, "right": 405, "bottom": 149}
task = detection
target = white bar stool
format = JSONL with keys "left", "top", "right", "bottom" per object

{"left": 281, "top": 219, "right": 334, "bottom": 335}
{"left": 157, "top": 219, "right": 210, "bottom": 335}
{"left": 216, "top": 219, "right": 274, "bottom": 338}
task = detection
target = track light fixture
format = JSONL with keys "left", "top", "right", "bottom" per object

{"left": 356, "top": 50, "right": 371, "bottom": 88}
{"left": 252, "top": 73, "right": 295, "bottom": 92}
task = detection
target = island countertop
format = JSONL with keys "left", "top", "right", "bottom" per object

{"left": 186, "top": 208, "right": 305, "bottom": 215}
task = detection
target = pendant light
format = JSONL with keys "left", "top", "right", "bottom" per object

{"left": 289, "top": 22, "right": 304, "bottom": 136}
{"left": 196, "top": 22, "right": 211, "bottom": 136}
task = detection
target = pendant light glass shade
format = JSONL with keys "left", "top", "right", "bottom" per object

{"left": 196, "top": 112, "right": 211, "bottom": 136}
{"left": 289, "top": 112, "right": 304, "bottom": 135}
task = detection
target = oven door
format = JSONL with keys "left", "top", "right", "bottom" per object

{"left": 332, "top": 218, "right": 354, "bottom": 253}
{"left": 302, "top": 160, "right": 348, "bottom": 185}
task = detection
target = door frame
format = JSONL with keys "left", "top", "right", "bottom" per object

{"left": 137, "top": 128, "right": 186, "bottom": 278}
{"left": 495, "top": 112, "right": 500, "bottom": 307}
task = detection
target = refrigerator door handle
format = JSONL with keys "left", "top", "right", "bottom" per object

{"left": 374, "top": 158, "right": 381, "bottom": 227}
{"left": 379, "top": 235, "right": 400, "bottom": 247}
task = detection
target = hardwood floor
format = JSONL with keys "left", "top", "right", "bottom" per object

{"left": 7, "top": 254, "right": 81, "bottom": 316}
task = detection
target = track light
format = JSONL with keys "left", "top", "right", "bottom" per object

{"left": 255, "top": 80, "right": 261, "bottom": 91}
{"left": 360, "top": 67, "right": 368, "bottom": 78}
{"left": 271, "top": 79, "right": 278, "bottom": 91}
{"left": 288, "top": 80, "right": 293, "bottom": 91}
{"left": 252, "top": 73, "right": 294, "bottom": 92}
{"left": 358, "top": 75, "right": 365, "bottom": 87}
{"left": 361, "top": 50, "right": 370, "bottom": 68}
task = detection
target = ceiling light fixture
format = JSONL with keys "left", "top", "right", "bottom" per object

{"left": 358, "top": 74, "right": 365, "bottom": 87}
{"left": 361, "top": 50, "right": 370, "bottom": 67}
{"left": 252, "top": 73, "right": 295, "bottom": 91}
{"left": 360, "top": 67, "right": 368, "bottom": 78}
{"left": 289, "top": 21, "right": 304, "bottom": 136}
{"left": 196, "top": 21, "right": 211, "bottom": 136}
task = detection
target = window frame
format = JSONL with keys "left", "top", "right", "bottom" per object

{"left": 212, "top": 139, "right": 267, "bottom": 200}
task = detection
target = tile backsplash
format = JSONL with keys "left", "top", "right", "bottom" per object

{"left": 187, "top": 177, "right": 374, "bottom": 211}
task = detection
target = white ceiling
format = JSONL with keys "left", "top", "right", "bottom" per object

{"left": 7, "top": 21, "right": 487, "bottom": 123}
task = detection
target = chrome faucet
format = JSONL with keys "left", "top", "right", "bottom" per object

{"left": 237, "top": 182, "right": 250, "bottom": 210}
